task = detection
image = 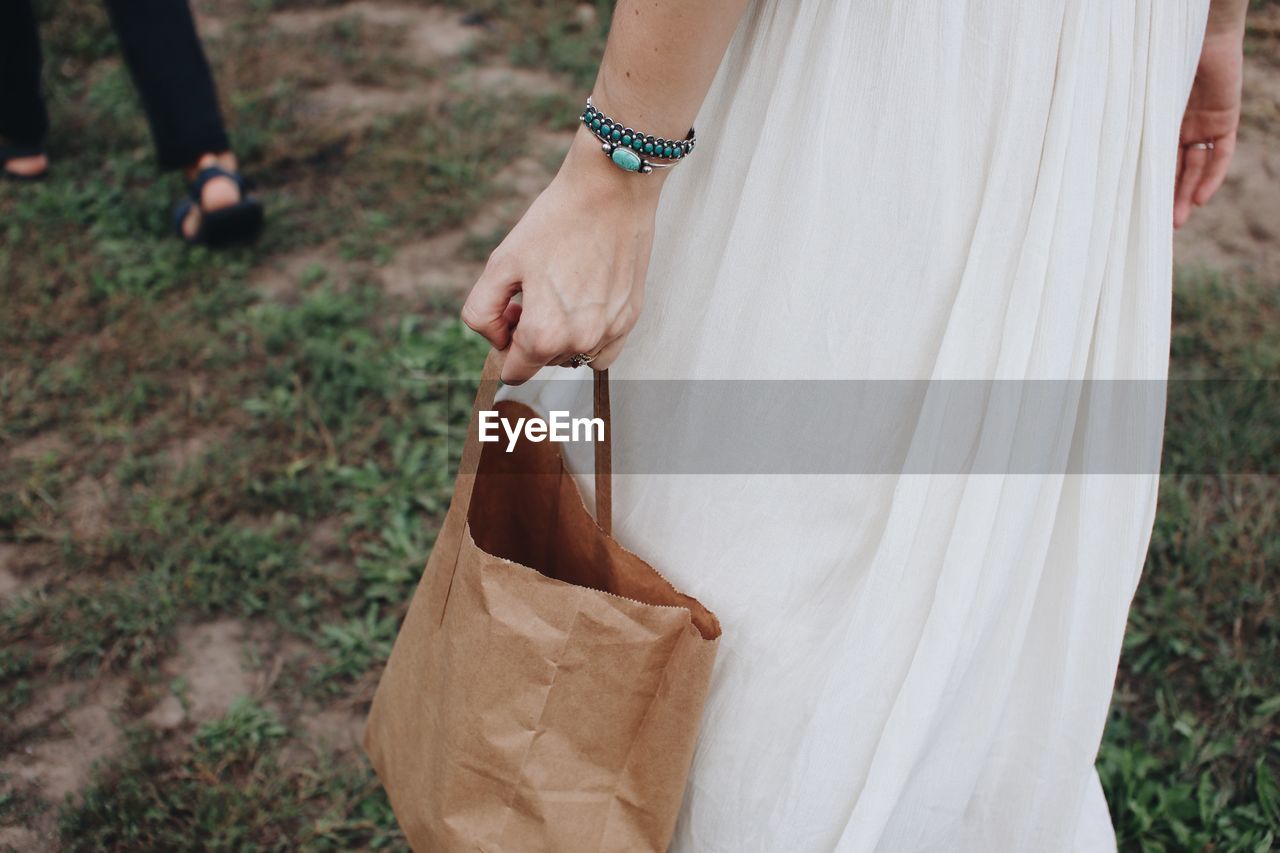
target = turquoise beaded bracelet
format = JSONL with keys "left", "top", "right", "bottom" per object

{"left": 581, "top": 96, "right": 696, "bottom": 174}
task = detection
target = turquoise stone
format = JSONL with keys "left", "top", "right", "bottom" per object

{"left": 591, "top": 118, "right": 602, "bottom": 130}
{"left": 610, "top": 129, "right": 622, "bottom": 141}
{"left": 643, "top": 142, "right": 655, "bottom": 154}
{"left": 631, "top": 138, "right": 644, "bottom": 151}
{"left": 663, "top": 146, "right": 673, "bottom": 158}
{"left": 621, "top": 134, "right": 632, "bottom": 145}
{"left": 610, "top": 147, "right": 642, "bottom": 171}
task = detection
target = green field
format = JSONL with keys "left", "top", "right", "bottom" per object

{"left": 1, "top": 1, "right": 1277, "bottom": 850}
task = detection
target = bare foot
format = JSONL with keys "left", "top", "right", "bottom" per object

{"left": 181, "top": 152, "right": 244, "bottom": 240}
{"left": 3, "top": 153, "right": 48, "bottom": 179}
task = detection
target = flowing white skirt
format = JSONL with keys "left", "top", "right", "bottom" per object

{"left": 498, "top": 0, "right": 1211, "bottom": 848}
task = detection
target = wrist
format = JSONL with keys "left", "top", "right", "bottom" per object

{"left": 1203, "top": 28, "right": 1245, "bottom": 47}
{"left": 557, "top": 123, "right": 670, "bottom": 205}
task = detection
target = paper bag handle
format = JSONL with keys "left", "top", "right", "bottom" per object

{"left": 456, "top": 348, "right": 613, "bottom": 534}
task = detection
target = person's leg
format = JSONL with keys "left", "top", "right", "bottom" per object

{"left": 102, "top": 0, "right": 260, "bottom": 242}
{"left": 102, "top": 0, "right": 230, "bottom": 169}
{"left": 0, "top": 0, "right": 51, "bottom": 177}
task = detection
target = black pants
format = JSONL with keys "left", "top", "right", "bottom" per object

{"left": 0, "top": 0, "right": 230, "bottom": 169}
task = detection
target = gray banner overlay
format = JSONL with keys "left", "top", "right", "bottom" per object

{"left": 441, "top": 379, "right": 1276, "bottom": 475}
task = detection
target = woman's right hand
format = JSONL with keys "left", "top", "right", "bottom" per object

{"left": 461, "top": 125, "right": 668, "bottom": 385}
{"left": 1174, "top": 13, "right": 1245, "bottom": 229}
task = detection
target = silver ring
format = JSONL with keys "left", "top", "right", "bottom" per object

{"left": 565, "top": 352, "right": 596, "bottom": 369}
{"left": 1187, "top": 140, "right": 1214, "bottom": 151}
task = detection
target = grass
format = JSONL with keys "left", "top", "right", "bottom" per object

{"left": 59, "top": 702, "right": 399, "bottom": 851}
{"left": 1, "top": 1, "right": 1278, "bottom": 850}
{"left": 1098, "top": 269, "right": 1280, "bottom": 851}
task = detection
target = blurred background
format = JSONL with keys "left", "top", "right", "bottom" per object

{"left": 0, "top": 1, "right": 1276, "bottom": 850}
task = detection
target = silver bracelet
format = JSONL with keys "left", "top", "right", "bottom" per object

{"left": 581, "top": 96, "right": 697, "bottom": 174}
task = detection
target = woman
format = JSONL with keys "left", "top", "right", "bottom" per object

{"left": 0, "top": 0, "right": 263, "bottom": 246}
{"left": 463, "top": 0, "right": 1245, "bottom": 848}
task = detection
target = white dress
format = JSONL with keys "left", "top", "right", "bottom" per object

{"left": 498, "top": 0, "right": 1211, "bottom": 849}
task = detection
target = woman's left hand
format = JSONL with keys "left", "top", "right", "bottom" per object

{"left": 1175, "top": 28, "right": 1244, "bottom": 229}
{"left": 460, "top": 125, "right": 666, "bottom": 385}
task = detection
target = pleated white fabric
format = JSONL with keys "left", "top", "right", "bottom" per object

{"left": 496, "top": 0, "right": 1211, "bottom": 849}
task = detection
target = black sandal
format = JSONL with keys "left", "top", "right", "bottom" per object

{"left": 172, "top": 165, "right": 265, "bottom": 247}
{"left": 1, "top": 143, "right": 48, "bottom": 182}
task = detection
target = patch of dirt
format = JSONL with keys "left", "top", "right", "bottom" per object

{"left": 4, "top": 433, "right": 68, "bottom": 465}
{"left": 1174, "top": 22, "right": 1280, "bottom": 282}
{"left": 162, "top": 426, "right": 232, "bottom": 472}
{"left": 378, "top": 228, "right": 485, "bottom": 299}
{"left": 376, "top": 148, "right": 565, "bottom": 299}
{"left": 301, "top": 81, "right": 436, "bottom": 134}
{"left": 192, "top": 12, "right": 227, "bottom": 41}
{"left": 490, "top": 144, "right": 566, "bottom": 199}
{"left": 304, "top": 516, "right": 347, "bottom": 561}
{"left": 0, "top": 826, "right": 48, "bottom": 853}
{"left": 0, "top": 544, "right": 55, "bottom": 601}
{"left": 1, "top": 677, "right": 128, "bottom": 803}
{"left": 154, "top": 619, "right": 254, "bottom": 726}
{"left": 451, "top": 63, "right": 570, "bottom": 99}
{"left": 299, "top": 705, "right": 367, "bottom": 754}
{"left": 183, "top": 372, "right": 212, "bottom": 408}
{"left": 299, "top": 61, "right": 568, "bottom": 136}
{"left": 64, "top": 476, "right": 116, "bottom": 544}
{"left": 270, "top": 3, "right": 480, "bottom": 67}
{"left": 249, "top": 243, "right": 343, "bottom": 303}
{"left": 0, "top": 566, "right": 21, "bottom": 600}
{"left": 144, "top": 621, "right": 318, "bottom": 733}
{"left": 257, "top": 631, "right": 320, "bottom": 693}
{"left": 142, "top": 694, "right": 187, "bottom": 732}
{"left": 189, "top": 0, "right": 245, "bottom": 40}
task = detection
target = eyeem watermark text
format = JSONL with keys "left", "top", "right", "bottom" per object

{"left": 478, "top": 410, "right": 605, "bottom": 452}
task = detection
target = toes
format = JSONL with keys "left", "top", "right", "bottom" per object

{"left": 4, "top": 154, "right": 48, "bottom": 178}
{"left": 200, "top": 175, "right": 242, "bottom": 213}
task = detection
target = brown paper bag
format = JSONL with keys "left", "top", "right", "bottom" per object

{"left": 362, "top": 348, "right": 722, "bottom": 852}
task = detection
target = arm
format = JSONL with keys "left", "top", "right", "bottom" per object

{"left": 1174, "top": 0, "right": 1248, "bottom": 229}
{"left": 462, "top": 0, "right": 750, "bottom": 384}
